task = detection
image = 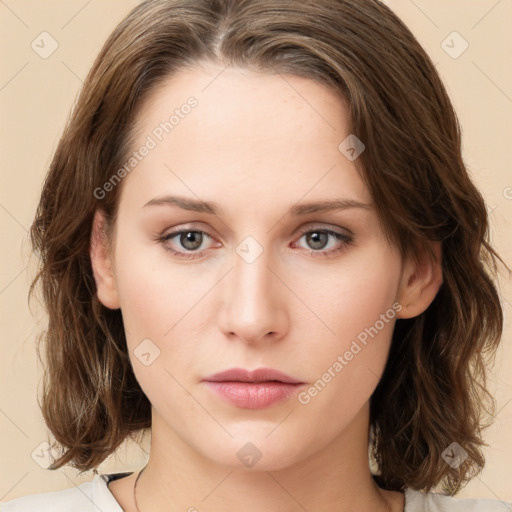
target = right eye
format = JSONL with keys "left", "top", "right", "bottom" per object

{"left": 159, "top": 229, "right": 218, "bottom": 259}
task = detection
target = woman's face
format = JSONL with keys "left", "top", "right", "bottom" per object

{"left": 99, "top": 64, "right": 413, "bottom": 470}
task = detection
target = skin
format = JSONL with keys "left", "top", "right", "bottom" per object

{"left": 91, "top": 64, "right": 442, "bottom": 512}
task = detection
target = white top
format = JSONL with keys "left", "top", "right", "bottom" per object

{"left": 1, "top": 473, "right": 511, "bottom": 511}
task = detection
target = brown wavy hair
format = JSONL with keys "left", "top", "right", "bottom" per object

{"left": 30, "top": 0, "right": 507, "bottom": 494}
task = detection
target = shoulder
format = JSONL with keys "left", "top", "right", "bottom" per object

{"left": 0, "top": 473, "right": 127, "bottom": 512}
{"left": 0, "top": 482, "right": 94, "bottom": 512}
{"left": 405, "top": 487, "right": 512, "bottom": 511}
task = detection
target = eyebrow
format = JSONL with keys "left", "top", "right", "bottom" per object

{"left": 143, "top": 195, "right": 372, "bottom": 215}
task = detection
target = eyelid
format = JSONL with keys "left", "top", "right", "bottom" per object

{"left": 160, "top": 222, "right": 217, "bottom": 241}
{"left": 294, "top": 222, "right": 353, "bottom": 238}
{"left": 160, "top": 225, "right": 218, "bottom": 247}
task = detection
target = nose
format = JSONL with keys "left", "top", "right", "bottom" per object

{"left": 217, "top": 246, "right": 290, "bottom": 344}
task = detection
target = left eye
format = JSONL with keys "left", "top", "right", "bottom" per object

{"left": 294, "top": 229, "right": 353, "bottom": 255}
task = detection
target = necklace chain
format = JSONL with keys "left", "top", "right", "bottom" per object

{"left": 133, "top": 465, "right": 146, "bottom": 512}
{"left": 132, "top": 465, "right": 402, "bottom": 512}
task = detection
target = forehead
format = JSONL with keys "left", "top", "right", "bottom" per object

{"left": 121, "top": 64, "right": 372, "bottom": 212}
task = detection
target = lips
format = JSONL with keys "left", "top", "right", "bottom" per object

{"left": 202, "top": 367, "right": 303, "bottom": 384}
{"left": 202, "top": 367, "right": 305, "bottom": 409}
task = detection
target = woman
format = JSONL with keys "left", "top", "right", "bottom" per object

{"left": 2, "top": 0, "right": 510, "bottom": 510}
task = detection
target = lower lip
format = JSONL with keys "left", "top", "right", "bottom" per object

{"left": 204, "top": 381, "right": 303, "bottom": 409}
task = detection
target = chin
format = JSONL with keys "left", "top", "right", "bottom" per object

{"left": 197, "top": 431, "right": 314, "bottom": 473}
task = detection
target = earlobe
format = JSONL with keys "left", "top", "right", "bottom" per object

{"left": 396, "top": 241, "right": 443, "bottom": 319}
{"left": 90, "top": 210, "right": 120, "bottom": 309}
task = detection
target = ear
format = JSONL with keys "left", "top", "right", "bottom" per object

{"left": 396, "top": 241, "right": 443, "bottom": 319}
{"left": 90, "top": 210, "right": 120, "bottom": 309}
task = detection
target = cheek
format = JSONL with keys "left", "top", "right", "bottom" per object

{"left": 113, "top": 223, "right": 204, "bottom": 338}
{"left": 112, "top": 228, "right": 227, "bottom": 387}
{"left": 112, "top": 243, "right": 208, "bottom": 411}
{"left": 306, "top": 248, "right": 402, "bottom": 348}
{"left": 293, "top": 248, "right": 402, "bottom": 417}
{"left": 115, "top": 259, "right": 171, "bottom": 340}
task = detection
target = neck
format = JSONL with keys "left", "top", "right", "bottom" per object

{"left": 134, "top": 403, "right": 403, "bottom": 512}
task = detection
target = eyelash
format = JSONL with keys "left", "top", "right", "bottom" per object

{"left": 157, "top": 226, "right": 354, "bottom": 260}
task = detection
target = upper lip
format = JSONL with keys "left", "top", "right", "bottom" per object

{"left": 203, "top": 367, "right": 303, "bottom": 384}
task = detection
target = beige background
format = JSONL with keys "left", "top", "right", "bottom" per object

{"left": 1, "top": 0, "right": 511, "bottom": 504}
